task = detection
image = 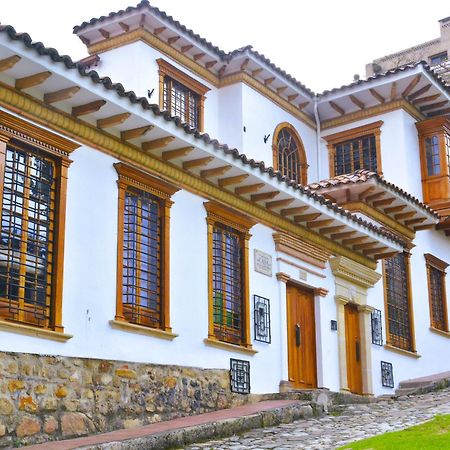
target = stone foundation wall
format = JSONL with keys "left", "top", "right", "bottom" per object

{"left": 0, "top": 351, "right": 247, "bottom": 447}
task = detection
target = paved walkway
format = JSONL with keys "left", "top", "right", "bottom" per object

{"left": 185, "top": 388, "right": 450, "bottom": 449}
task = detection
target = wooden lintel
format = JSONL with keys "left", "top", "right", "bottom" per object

{"left": 420, "top": 100, "right": 448, "bottom": 112}
{"left": 369, "top": 88, "right": 385, "bottom": 104}
{"left": 218, "top": 174, "right": 250, "bottom": 187}
{"left": 394, "top": 211, "right": 416, "bottom": 220}
{"left": 193, "top": 53, "right": 205, "bottom": 61}
{"left": 121, "top": 125, "right": 153, "bottom": 141}
{"left": 349, "top": 95, "right": 365, "bottom": 109}
{"left": 374, "top": 251, "right": 400, "bottom": 260}
{"left": 0, "top": 55, "right": 21, "bottom": 72}
{"left": 205, "top": 60, "right": 217, "bottom": 69}
{"left": 118, "top": 22, "right": 130, "bottom": 32}
{"left": 342, "top": 236, "right": 368, "bottom": 246}
{"left": 298, "top": 102, "right": 309, "bottom": 110}
{"left": 365, "top": 191, "right": 386, "bottom": 202}
{"left": 162, "top": 146, "right": 194, "bottom": 161}
{"left": 405, "top": 217, "right": 426, "bottom": 226}
{"left": 142, "top": 136, "right": 175, "bottom": 151}
{"left": 265, "top": 199, "right": 294, "bottom": 210}
{"left": 181, "top": 45, "right": 193, "bottom": 53}
{"left": 72, "top": 99, "right": 106, "bottom": 117}
{"left": 372, "top": 197, "right": 395, "bottom": 207}
{"left": 240, "top": 58, "right": 250, "bottom": 71}
{"left": 182, "top": 156, "right": 214, "bottom": 170}
{"left": 413, "top": 93, "right": 441, "bottom": 105}
{"left": 154, "top": 26, "right": 166, "bottom": 36}
{"left": 408, "top": 83, "right": 431, "bottom": 100}
{"left": 44, "top": 86, "right": 80, "bottom": 104}
{"left": 294, "top": 213, "right": 321, "bottom": 223}
{"left": 280, "top": 206, "right": 309, "bottom": 217}
{"left": 329, "top": 101, "right": 345, "bottom": 115}
{"left": 402, "top": 74, "right": 421, "bottom": 97}
{"left": 15, "top": 71, "right": 52, "bottom": 90}
{"left": 200, "top": 165, "right": 232, "bottom": 179}
{"left": 390, "top": 82, "right": 397, "bottom": 101}
{"left": 168, "top": 36, "right": 180, "bottom": 44}
{"left": 99, "top": 28, "right": 110, "bottom": 39}
{"left": 264, "top": 77, "right": 275, "bottom": 86}
{"left": 276, "top": 86, "right": 288, "bottom": 94}
{"left": 97, "top": 112, "right": 131, "bottom": 129}
{"left": 384, "top": 204, "right": 406, "bottom": 214}
{"left": 251, "top": 191, "right": 279, "bottom": 202}
{"left": 330, "top": 231, "right": 356, "bottom": 240}
{"left": 353, "top": 241, "right": 378, "bottom": 250}
{"left": 235, "top": 183, "right": 265, "bottom": 195}
{"left": 306, "top": 219, "right": 334, "bottom": 229}
{"left": 287, "top": 94, "right": 298, "bottom": 102}
{"left": 320, "top": 225, "right": 346, "bottom": 234}
{"left": 252, "top": 68, "right": 263, "bottom": 77}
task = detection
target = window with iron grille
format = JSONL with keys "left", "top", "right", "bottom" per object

{"left": 425, "top": 253, "right": 449, "bottom": 332}
{"left": 334, "top": 135, "right": 378, "bottom": 176}
{"left": 425, "top": 135, "right": 441, "bottom": 176}
{"left": 383, "top": 253, "right": 414, "bottom": 352}
{"left": 381, "top": 361, "right": 394, "bottom": 388}
{"left": 114, "top": 163, "right": 179, "bottom": 332}
{"left": 371, "top": 308, "right": 383, "bottom": 346}
{"left": 0, "top": 141, "right": 56, "bottom": 327}
{"left": 230, "top": 358, "right": 250, "bottom": 394}
{"left": 274, "top": 126, "right": 307, "bottom": 184}
{"left": 253, "top": 295, "right": 271, "bottom": 343}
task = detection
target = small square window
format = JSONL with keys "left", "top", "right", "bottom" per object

{"left": 230, "top": 358, "right": 250, "bottom": 394}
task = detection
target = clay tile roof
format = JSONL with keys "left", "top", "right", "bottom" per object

{"left": 306, "top": 169, "right": 439, "bottom": 219}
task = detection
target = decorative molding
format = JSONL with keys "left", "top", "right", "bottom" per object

{"left": 383, "top": 343, "right": 421, "bottom": 358}
{"left": 0, "top": 320, "right": 73, "bottom": 342}
{"left": 0, "top": 80, "right": 378, "bottom": 269}
{"left": 276, "top": 257, "right": 326, "bottom": 279}
{"left": 335, "top": 295, "right": 349, "bottom": 305}
{"left": 424, "top": 253, "right": 449, "bottom": 271}
{"left": 273, "top": 232, "right": 331, "bottom": 269}
{"left": 314, "top": 287, "right": 329, "bottom": 297}
{"left": 204, "top": 201, "right": 256, "bottom": 232}
{"left": 109, "top": 320, "right": 178, "bottom": 340}
{"left": 330, "top": 256, "right": 382, "bottom": 288}
{"left": 276, "top": 272, "right": 291, "bottom": 283}
{"left": 357, "top": 304, "right": 375, "bottom": 314}
{"left": 429, "top": 327, "right": 450, "bottom": 338}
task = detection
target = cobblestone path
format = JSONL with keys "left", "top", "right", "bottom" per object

{"left": 184, "top": 388, "right": 450, "bottom": 449}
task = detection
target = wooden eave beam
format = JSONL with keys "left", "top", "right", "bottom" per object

{"left": 353, "top": 241, "right": 378, "bottom": 250}
{"left": 182, "top": 156, "right": 214, "bottom": 170}
{"left": 390, "top": 82, "right": 397, "bottom": 101}
{"left": 264, "top": 77, "right": 275, "bottom": 86}
{"left": 330, "top": 230, "right": 356, "bottom": 240}
{"left": 118, "top": 22, "right": 130, "bottom": 32}
{"left": 358, "top": 186, "right": 376, "bottom": 200}
{"left": 142, "top": 136, "right": 175, "bottom": 151}
{"left": 288, "top": 94, "right": 299, "bottom": 102}
{"left": 72, "top": 99, "right": 106, "bottom": 117}
{"left": 252, "top": 68, "right": 263, "bottom": 77}
{"left": 408, "top": 83, "right": 431, "bottom": 100}
{"left": 97, "top": 112, "right": 131, "bottom": 129}
{"left": 200, "top": 165, "right": 232, "bottom": 179}
{"left": 294, "top": 213, "right": 321, "bottom": 223}
{"left": 349, "top": 95, "right": 365, "bottom": 109}
{"left": 181, "top": 45, "right": 193, "bottom": 53}
{"left": 413, "top": 93, "right": 441, "bottom": 105}
{"left": 251, "top": 191, "right": 279, "bottom": 202}
{"left": 342, "top": 236, "right": 368, "bottom": 246}
{"left": 162, "top": 146, "right": 194, "bottom": 161}
{"left": 319, "top": 225, "right": 346, "bottom": 234}
{"left": 405, "top": 217, "right": 426, "bottom": 226}
{"left": 240, "top": 58, "right": 250, "bottom": 71}
{"left": 401, "top": 74, "right": 421, "bottom": 97}
{"left": 277, "top": 86, "right": 288, "bottom": 94}
{"left": 44, "top": 86, "right": 80, "bottom": 104}
{"left": 383, "top": 204, "right": 406, "bottom": 214}
{"left": 79, "top": 36, "right": 90, "bottom": 46}
{"left": 193, "top": 53, "right": 205, "bottom": 61}
{"left": 428, "top": 107, "right": 450, "bottom": 117}
{"left": 374, "top": 250, "right": 400, "bottom": 260}
{"left": 329, "top": 101, "right": 345, "bottom": 115}
{"left": 280, "top": 206, "right": 309, "bottom": 217}
{"left": 372, "top": 197, "right": 395, "bottom": 207}
{"left": 121, "top": 125, "right": 153, "bottom": 141}
{"left": 394, "top": 211, "right": 416, "bottom": 220}
{"left": 235, "top": 183, "right": 265, "bottom": 195}
{"left": 218, "top": 174, "right": 250, "bottom": 187}
{"left": 298, "top": 102, "right": 309, "bottom": 110}
{"left": 266, "top": 199, "right": 294, "bottom": 210}
{"left": 99, "top": 28, "right": 110, "bottom": 39}
{"left": 218, "top": 65, "right": 227, "bottom": 77}
{"left": 168, "top": 36, "right": 180, "bottom": 44}
{"left": 420, "top": 100, "right": 448, "bottom": 112}
{"left": 0, "top": 55, "right": 21, "bottom": 72}
{"left": 307, "top": 219, "right": 334, "bottom": 229}
{"left": 15, "top": 71, "right": 52, "bottom": 90}
{"left": 369, "top": 88, "right": 385, "bottom": 104}
{"left": 365, "top": 191, "right": 386, "bottom": 202}
{"left": 205, "top": 60, "right": 217, "bottom": 69}
{"left": 414, "top": 224, "right": 434, "bottom": 231}
{"left": 364, "top": 246, "right": 388, "bottom": 256}
{"left": 154, "top": 26, "right": 166, "bottom": 36}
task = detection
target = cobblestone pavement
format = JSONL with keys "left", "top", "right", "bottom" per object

{"left": 184, "top": 388, "right": 450, "bottom": 449}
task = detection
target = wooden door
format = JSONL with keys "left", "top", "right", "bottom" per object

{"left": 286, "top": 284, "right": 317, "bottom": 389}
{"left": 345, "top": 303, "right": 363, "bottom": 394}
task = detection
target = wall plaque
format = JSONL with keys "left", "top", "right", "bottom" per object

{"left": 254, "top": 249, "right": 272, "bottom": 277}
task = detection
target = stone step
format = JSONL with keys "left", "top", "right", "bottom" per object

{"left": 395, "top": 371, "right": 450, "bottom": 397}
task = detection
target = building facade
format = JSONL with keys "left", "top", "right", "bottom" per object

{"left": 0, "top": 1, "right": 449, "bottom": 444}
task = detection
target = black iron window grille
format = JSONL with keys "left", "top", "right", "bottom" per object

{"left": 163, "top": 76, "right": 201, "bottom": 129}
{"left": 212, "top": 224, "right": 244, "bottom": 345}
{"left": 230, "top": 358, "right": 250, "bottom": 394}
{"left": 253, "top": 295, "right": 271, "bottom": 343}
{"left": 429, "top": 265, "right": 447, "bottom": 331}
{"left": 0, "top": 141, "right": 56, "bottom": 327}
{"left": 334, "top": 135, "right": 377, "bottom": 176}
{"left": 381, "top": 361, "right": 394, "bottom": 388}
{"left": 276, "top": 127, "right": 305, "bottom": 184}
{"left": 371, "top": 309, "right": 383, "bottom": 346}
{"left": 384, "top": 253, "right": 413, "bottom": 352}
{"left": 122, "top": 187, "right": 162, "bottom": 328}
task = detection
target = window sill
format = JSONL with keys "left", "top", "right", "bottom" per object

{"left": 384, "top": 343, "right": 421, "bottom": 359}
{"left": 203, "top": 338, "right": 258, "bottom": 355}
{"left": 429, "top": 327, "right": 450, "bottom": 338}
{"left": 0, "top": 320, "right": 73, "bottom": 342}
{"left": 109, "top": 320, "right": 178, "bottom": 340}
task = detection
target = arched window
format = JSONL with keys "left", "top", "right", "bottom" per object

{"left": 273, "top": 123, "right": 308, "bottom": 184}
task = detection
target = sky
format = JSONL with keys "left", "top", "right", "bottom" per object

{"left": 0, "top": 0, "right": 449, "bottom": 93}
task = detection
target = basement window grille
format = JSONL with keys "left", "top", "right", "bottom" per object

{"left": 381, "top": 361, "right": 394, "bottom": 388}
{"left": 253, "top": 295, "right": 271, "bottom": 343}
{"left": 371, "top": 309, "right": 383, "bottom": 346}
{"left": 230, "top": 358, "right": 250, "bottom": 394}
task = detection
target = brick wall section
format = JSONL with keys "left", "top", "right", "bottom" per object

{"left": 0, "top": 351, "right": 247, "bottom": 447}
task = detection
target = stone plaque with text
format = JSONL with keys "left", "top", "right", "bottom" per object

{"left": 254, "top": 249, "right": 272, "bottom": 277}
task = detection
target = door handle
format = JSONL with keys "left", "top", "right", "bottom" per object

{"left": 295, "top": 323, "right": 301, "bottom": 347}
{"left": 355, "top": 341, "right": 361, "bottom": 362}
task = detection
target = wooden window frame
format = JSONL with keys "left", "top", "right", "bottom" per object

{"left": 204, "top": 202, "right": 255, "bottom": 349}
{"left": 272, "top": 122, "right": 308, "bottom": 184}
{"left": 0, "top": 110, "right": 78, "bottom": 333}
{"left": 424, "top": 253, "right": 449, "bottom": 332}
{"left": 382, "top": 252, "right": 416, "bottom": 353}
{"left": 157, "top": 58, "right": 210, "bottom": 132}
{"left": 114, "top": 162, "right": 179, "bottom": 332}
{"left": 323, "top": 121, "right": 383, "bottom": 177}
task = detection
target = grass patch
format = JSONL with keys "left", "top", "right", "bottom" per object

{"left": 338, "top": 414, "right": 450, "bottom": 450}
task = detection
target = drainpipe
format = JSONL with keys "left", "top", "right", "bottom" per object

{"left": 313, "top": 97, "right": 321, "bottom": 181}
